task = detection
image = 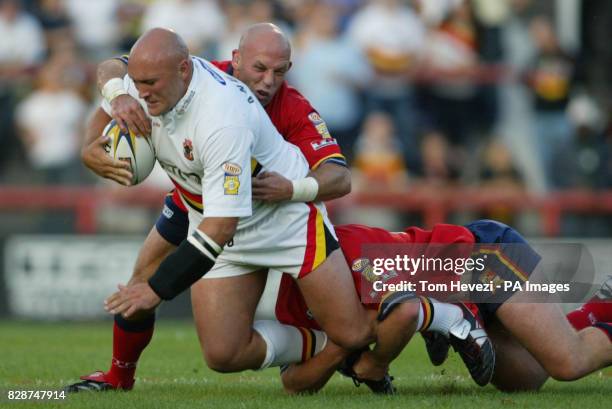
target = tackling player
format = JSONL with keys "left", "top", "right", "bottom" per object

{"left": 273, "top": 220, "right": 612, "bottom": 393}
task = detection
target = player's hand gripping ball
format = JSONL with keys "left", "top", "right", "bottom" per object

{"left": 103, "top": 120, "right": 155, "bottom": 185}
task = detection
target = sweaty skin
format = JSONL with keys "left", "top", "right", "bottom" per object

{"left": 86, "top": 23, "right": 350, "bottom": 200}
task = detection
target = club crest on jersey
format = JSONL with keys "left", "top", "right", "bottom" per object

{"left": 308, "top": 112, "right": 332, "bottom": 139}
{"left": 222, "top": 162, "right": 242, "bottom": 195}
{"left": 183, "top": 139, "right": 194, "bottom": 161}
{"left": 223, "top": 176, "right": 240, "bottom": 195}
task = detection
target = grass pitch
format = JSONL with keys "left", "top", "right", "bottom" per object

{"left": 1, "top": 320, "right": 610, "bottom": 409}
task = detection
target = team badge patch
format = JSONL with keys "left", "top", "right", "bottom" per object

{"left": 352, "top": 258, "right": 377, "bottom": 283}
{"left": 183, "top": 139, "right": 194, "bottom": 161}
{"left": 222, "top": 162, "right": 242, "bottom": 195}
{"left": 308, "top": 112, "right": 331, "bottom": 139}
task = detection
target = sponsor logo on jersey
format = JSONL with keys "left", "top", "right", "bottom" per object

{"left": 308, "top": 112, "right": 331, "bottom": 139}
{"left": 222, "top": 162, "right": 242, "bottom": 175}
{"left": 162, "top": 204, "right": 174, "bottom": 219}
{"left": 223, "top": 176, "right": 240, "bottom": 195}
{"left": 183, "top": 139, "right": 194, "bottom": 161}
{"left": 176, "top": 90, "right": 196, "bottom": 116}
{"left": 310, "top": 138, "right": 338, "bottom": 151}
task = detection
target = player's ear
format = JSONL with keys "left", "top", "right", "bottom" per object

{"left": 178, "top": 58, "right": 190, "bottom": 79}
{"left": 231, "top": 49, "right": 240, "bottom": 69}
{"left": 286, "top": 61, "right": 293, "bottom": 72}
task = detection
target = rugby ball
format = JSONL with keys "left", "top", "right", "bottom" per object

{"left": 103, "top": 120, "right": 155, "bottom": 185}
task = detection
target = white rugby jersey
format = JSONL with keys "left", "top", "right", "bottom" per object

{"left": 102, "top": 56, "right": 309, "bottom": 229}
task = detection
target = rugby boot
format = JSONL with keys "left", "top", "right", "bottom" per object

{"left": 448, "top": 302, "right": 495, "bottom": 387}
{"left": 337, "top": 348, "right": 397, "bottom": 395}
{"left": 421, "top": 331, "right": 450, "bottom": 366}
{"left": 64, "top": 370, "right": 133, "bottom": 393}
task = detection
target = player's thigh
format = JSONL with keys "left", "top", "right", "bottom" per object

{"left": 297, "top": 249, "right": 374, "bottom": 347}
{"left": 487, "top": 321, "right": 549, "bottom": 391}
{"left": 191, "top": 269, "right": 267, "bottom": 353}
{"left": 495, "top": 300, "right": 580, "bottom": 372}
{"left": 128, "top": 226, "right": 177, "bottom": 284}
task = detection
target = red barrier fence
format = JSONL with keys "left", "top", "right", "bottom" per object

{"left": 1, "top": 186, "right": 612, "bottom": 236}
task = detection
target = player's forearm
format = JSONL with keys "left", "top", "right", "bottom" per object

{"left": 281, "top": 342, "right": 349, "bottom": 394}
{"left": 311, "top": 162, "right": 351, "bottom": 202}
{"left": 82, "top": 108, "right": 112, "bottom": 165}
{"left": 197, "top": 217, "right": 238, "bottom": 248}
{"left": 96, "top": 58, "right": 128, "bottom": 92}
{"left": 146, "top": 217, "right": 235, "bottom": 301}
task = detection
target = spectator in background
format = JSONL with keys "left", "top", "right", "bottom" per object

{"left": 0, "top": 0, "right": 45, "bottom": 71}
{"left": 352, "top": 111, "right": 408, "bottom": 191}
{"left": 418, "top": 0, "right": 481, "bottom": 151}
{"left": 289, "top": 1, "right": 369, "bottom": 160}
{"left": 64, "top": 0, "right": 120, "bottom": 59}
{"left": 478, "top": 138, "right": 524, "bottom": 225}
{"left": 0, "top": 0, "right": 45, "bottom": 176}
{"left": 15, "top": 56, "right": 88, "bottom": 184}
{"left": 555, "top": 94, "right": 607, "bottom": 189}
{"left": 347, "top": 111, "right": 407, "bottom": 230}
{"left": 346, "top": 0, "right": 425, "bottom": 168}
{"left": 419, "top": 130, "right": 461, "bottom": 186}
{"left": 141, "top": 0, "right": 225, "bottom": 56}
{"left": 525, "top": 15, "right": 575, "bottom": 190}
{"left": 33, "top": 0, "right": 72, "bottom": 56}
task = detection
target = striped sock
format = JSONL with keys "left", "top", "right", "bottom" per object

{"left": 417, "top": 297, "right": 463, "bottom": 336}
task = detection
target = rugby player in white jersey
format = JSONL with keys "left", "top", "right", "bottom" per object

{"left": 92, "top": 28, "right": 376, "bottom": 376}
{"left": 66, "top": 25, "right": 487, "bottom": 393}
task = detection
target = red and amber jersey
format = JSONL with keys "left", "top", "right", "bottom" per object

{"left": 274, "top": 223, "right": 475, "bottom": 330}
{"left": 212, "top": 60, "right": 346, "bottom": 170}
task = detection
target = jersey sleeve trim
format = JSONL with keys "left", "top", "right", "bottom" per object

{"left": 115, "top": 54, "right": 129, "bottom": 65}
{"left": 311, "top": 154, "right": 347, "bottom": 170}
{"left": 203, "top": 207, "right": 252, "bottom": 218}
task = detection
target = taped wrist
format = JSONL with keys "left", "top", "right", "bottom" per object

{"left": 148, "top": 230, "right": 222, "bottom": 300}
{"left": 290, "top": 176, "right": 319, "bottom": 202}
{"left": 101, "top": 77, "right": 128, "bottom": 104}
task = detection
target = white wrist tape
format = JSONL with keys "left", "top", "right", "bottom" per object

{"left": 290, "top": 176, "right": 319, "bottom": 202}
{"left": 187, "top": 229, "right": 223, "bottom": 260}
{"left": 101, "top": 77, "right": 128, "bottom": 104}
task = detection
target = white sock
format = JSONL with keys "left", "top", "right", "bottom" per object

{"left": 254, "top": 320, "right": 327, "bottom": 369}
{"left": 417, "top": 297, "right": 463, "bottom": 337}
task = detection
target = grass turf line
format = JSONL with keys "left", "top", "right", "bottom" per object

{"left": 0, "top": 320, "right": 610, "bottom": 409}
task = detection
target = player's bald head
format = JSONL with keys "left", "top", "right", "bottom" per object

{"left": 238, "top": 23, "right": 291, "bottom": 59}
{"left": 128, "top": 28, "right": 192, "bottom": 116}
{"left": 131, "top": 28, "right": 189, "bottom": 66}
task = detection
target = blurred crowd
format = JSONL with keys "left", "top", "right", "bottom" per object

{"left": 1, "top": 0, "right": 612, "bottom": 197}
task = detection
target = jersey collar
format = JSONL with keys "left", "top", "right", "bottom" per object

{"left": 161, "top": 58, "right": 199, "bottom": 127}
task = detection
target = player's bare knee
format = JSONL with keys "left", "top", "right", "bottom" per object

{"left": 202, "top": 346, "right": 243, "bottom": 373}
{"left": 327, "top": 321, "right": 374, "bottom": 350}
{"left": 544, "top": 354, "right": 587, "bottom": 381}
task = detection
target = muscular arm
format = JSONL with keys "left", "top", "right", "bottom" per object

{"left": 252, "top": 162, "right": 351, "bottom": 203}
{"left": 82, "top": 107, "right": 133, "bottom": 185}
{"left": 96, "top": 58, "right": 128, "bottom": 93}
{"left": 97, "top": 57, "right": 151, "bottom": 136}
{"left": 281, "top": 340, "right": 350, "bottom": 394}
{"left": 311, "top": 162, "right": 351, "bottom": 201}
